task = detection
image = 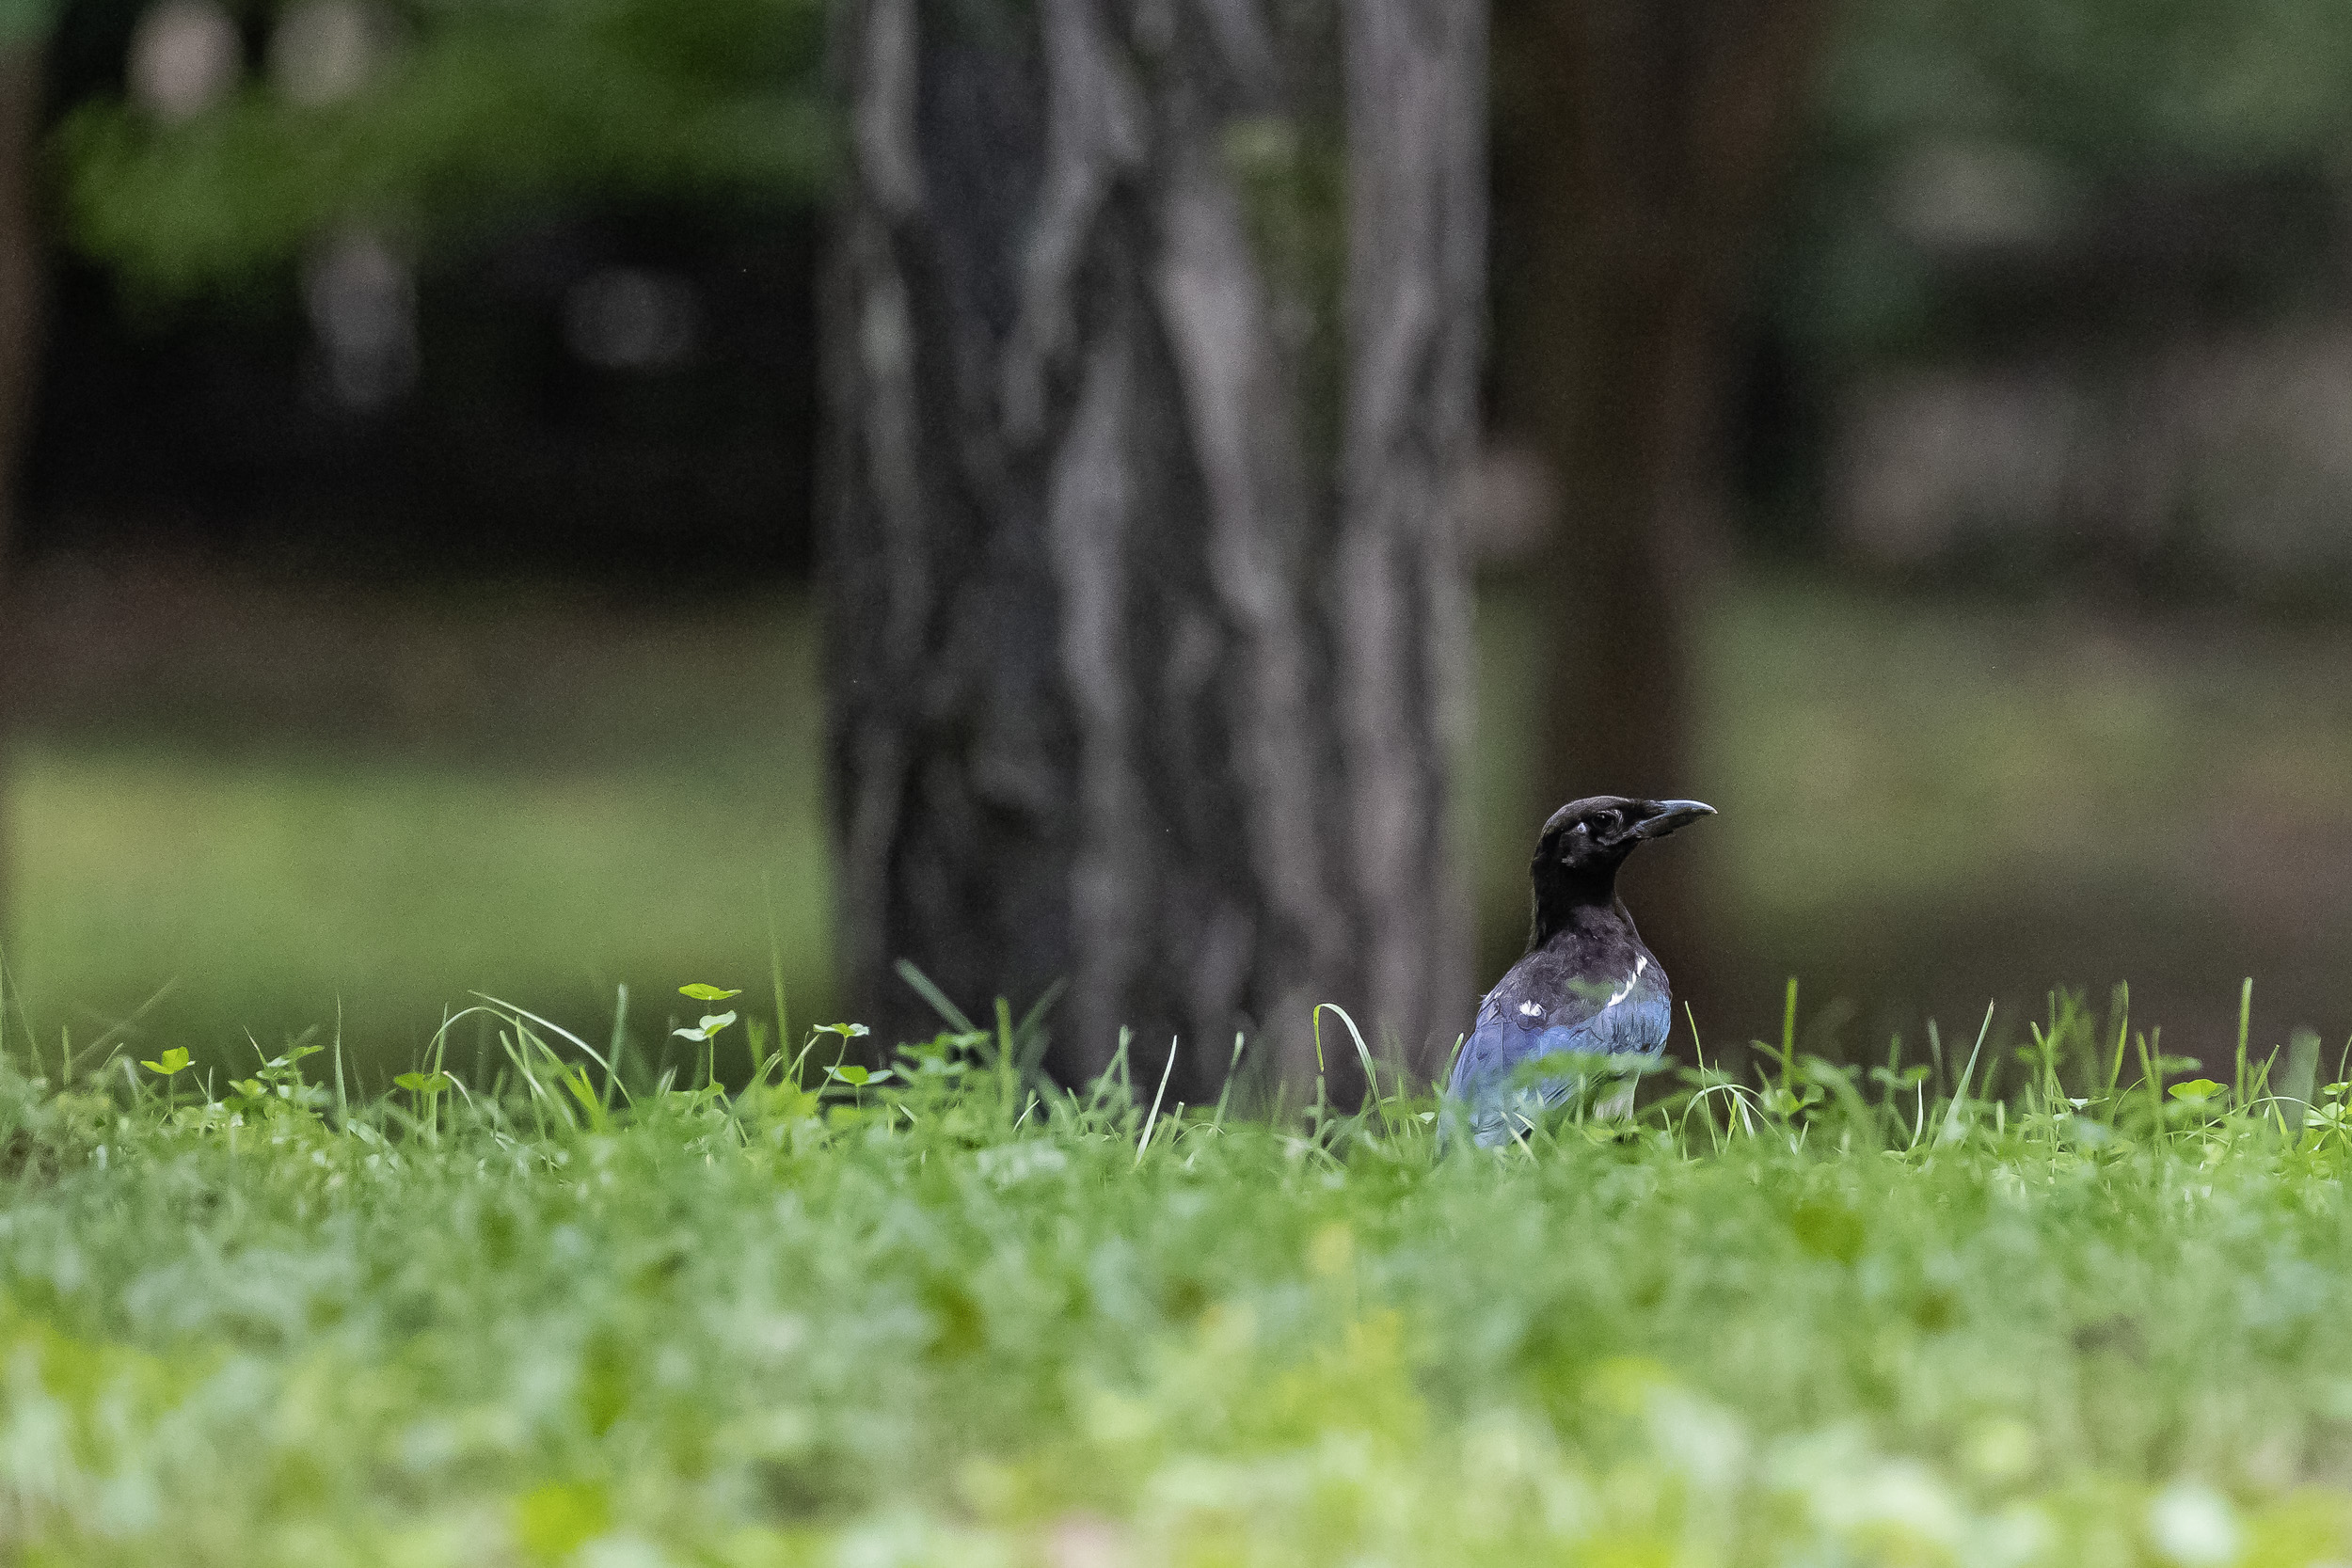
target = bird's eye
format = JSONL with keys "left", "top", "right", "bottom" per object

{"left": 1595, "top": 815, "right": 1618, "bottom": 836}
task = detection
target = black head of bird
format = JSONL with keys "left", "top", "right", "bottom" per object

{"left": 1528, "top": 796, "right": 1716, "bottom": 942}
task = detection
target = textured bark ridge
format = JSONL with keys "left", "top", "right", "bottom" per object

{"left": 825, "top": 0, "right": 1483, "bottom": 1101}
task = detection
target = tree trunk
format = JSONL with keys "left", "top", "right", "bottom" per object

{"left": 1493, "top": 0, "right": 1824, "bottom": 1016}
{"left": 0, "top": 39, "right": 38, "bottom": 585}
{"left": 0, "top": 39, "right": 40, "bottom": 942}
{"left": 824, "top": 0, "right": 1484, "bottom": 1102}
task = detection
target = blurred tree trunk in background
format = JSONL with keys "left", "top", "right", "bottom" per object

{"left": 825, "top": 0, "right": 1484, "bottom": 1101}
{"left": 0, "top": 38, "right": 37, "bottom": 582}
{"left": 0, "top": 36, "right": 40, "bottom": 937}
{"left": 1493, "top": 0, "right": 1824, "bottom": 1014}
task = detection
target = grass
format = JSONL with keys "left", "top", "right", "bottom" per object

{"left": 2, "top": 981, "right": 2352, "bottom": 1563}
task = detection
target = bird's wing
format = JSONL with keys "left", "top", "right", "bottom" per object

{"left": 1447, "top": 955, "right": 1670, "bottom": 1146}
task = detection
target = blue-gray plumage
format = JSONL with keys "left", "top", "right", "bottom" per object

{"left": 1446, "top": 796, "right": 1715, "bottom": 1147}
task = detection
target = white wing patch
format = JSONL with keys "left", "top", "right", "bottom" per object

{"left": 1518, "top": 1001, "right": 1544, "bottom": 1018}
{"left": 1603, "top": 954, "right": 1649, "bottom": 1008}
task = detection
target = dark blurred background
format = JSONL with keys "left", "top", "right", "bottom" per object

{"left": 6, "top": 0, "right": 2352, "bottom": 1076}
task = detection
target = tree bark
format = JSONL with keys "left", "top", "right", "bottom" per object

{"left": 824, "top": 0, "right": 1483, "bottom": 1102}
{"left": 1493, "top": 0, "right": 1824, "bottom": 1011}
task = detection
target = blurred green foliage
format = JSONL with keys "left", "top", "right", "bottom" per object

{"left": 1832, "top": 0, "right": 2352, "bottom": 171}
{"left": 0, "top": 0, "right": 56, "bottom": 41}
{"left": 65, "top": 0, "right": 2352, "bottom": 318}
{"left": 1784, "top": 0, "right": 2352, "bottom": 353}
{"left": 57, "top": 0, "right": 831, "bottom": 294}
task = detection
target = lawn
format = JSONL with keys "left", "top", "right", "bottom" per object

{"left": 0, "top": 990, "right": 2344, "bottom": 1564}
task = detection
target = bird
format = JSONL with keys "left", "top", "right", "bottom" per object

{"left": 1444, "top": 796, "right": 1715, "bottom": 1148}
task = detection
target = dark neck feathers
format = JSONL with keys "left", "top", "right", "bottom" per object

{"left": 1528, "top": 863, "right": 1634, "bottom": 950}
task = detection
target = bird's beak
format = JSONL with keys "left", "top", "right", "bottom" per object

{"left": 1630, "top": 800, "right": 1716, "bottom": 841}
